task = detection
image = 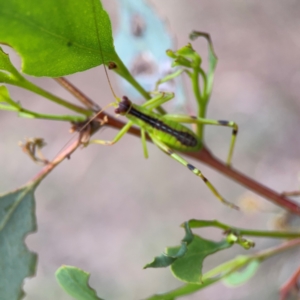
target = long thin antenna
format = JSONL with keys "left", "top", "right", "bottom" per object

{"left": 53, "top": 1, "right": 119, "bottom": 159}
{"left": 91, "top": 0, "right": 118, "bottom": 100}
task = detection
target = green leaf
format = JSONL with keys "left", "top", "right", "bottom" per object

{"left": 0, "top": 0, "right": 150, "bottom": 102}
{"left": 168, "top": 235, "right": 232, "bottom": 284}
{"left": 0, "top": 47, "right": 91, "bottom": 115}
{"left": 147, "top": 252, "right": 263, "bottom": 299}
{"left": 56, "top": 265, "right": 104, "bottom": 300}
{"left": 222, "top": 259, "right": 260, "bottom": 287}
{"left": 144, "top": 222, "right": 194, "bottom": 268}
{"left": 0, "top": 184, "right": 38, "bottom": 300}
{"left": 145, "top": 255, "right": 255, "bottom": 300}
{"left": 0, "top": 0, "right": 116, "bottom": 77}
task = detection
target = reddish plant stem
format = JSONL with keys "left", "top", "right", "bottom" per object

{"left": 105, "top": 115, "right": 300, "bottom": 215}
{"left": 53, "top": 77, "right": 300, "bottom": 215}
{"left": 188, "top": 149, "right": 300, "bottom": 214}
{"left": 54, "top": 77, "right": 100, "bottom": 112}
{"left": 280, "top": 265, "right": 300, "bottom": 300}
{"left": 30, "top": 138, "right": 81, "bottom": 184}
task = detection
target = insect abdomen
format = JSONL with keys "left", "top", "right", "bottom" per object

{"left": 126, "top": 103, "right": 202, "bottom": 151}
{"left": 153, "top": 120, "right": 202, "bottom": 151}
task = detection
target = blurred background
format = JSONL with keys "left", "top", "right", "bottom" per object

{"left": 1, "top": 0, "right": 300, "bottom": 299}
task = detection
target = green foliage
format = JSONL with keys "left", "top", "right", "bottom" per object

{"left": 0, "top": 46, "right": 91, "bottom": 115}
{"left": 0, "top": 0, "right": 114, "bottom": 76}
{"left": 0, "top": 184, "right": 38, "bottom": 300}
{"left": 0, "top": 84, "right": 86, "bottom": 121}
{"left": 0, "top": 0, "right": 300, "bottom": 299}
{"left": 168, "top": 235, "right": 232, "bottom": 284}
{"left": 0, "top": 0, "right": 150, "bottom": 103}
{"left": 144, "top": 222, "right": 194, "bottom": 268}
{"left": 56, "top": 266, "right": 104, "bottom": 300}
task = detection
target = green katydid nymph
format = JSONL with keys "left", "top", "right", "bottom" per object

{"left": 88, "top": 0, "right": 239, "bottom": 209}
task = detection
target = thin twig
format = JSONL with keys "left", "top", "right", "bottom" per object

{"left": 102, "top": 115, "right": 300, "bottom": 215}
{"left": 189, "top": 149, "right": 300, "bottom": 215}
{"left": 280, "top": 265, "right": 300, "bottom": 300}
{"left": 256, "top": 238, "right": 300, "bottom": 259}
{"left": 55, "top": 79, "right": 300, "bottom": 215}
{"left": 54, "top": 77, "right": 100, "bottom": 112}
{"left": 30, "top": 138, "right": 81, "bottom": 184}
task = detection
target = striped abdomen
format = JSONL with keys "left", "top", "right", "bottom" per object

{"left": 115, "top": 96, "right": 202, "bottom": 151}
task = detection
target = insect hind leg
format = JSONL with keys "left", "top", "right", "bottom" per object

{"left": 163, "top": 114, "right": 238, "bottom": 166}
{"left": 151, "top": 135, "right": 239, "bottom": 210}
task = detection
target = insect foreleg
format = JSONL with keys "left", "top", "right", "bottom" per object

{"left": 89, "top": 121, "right": 133, "bottom": 146}
{"left": 141, "top": 128, "right": 149, "bottom": 158}
{"left": 163, "top": 115, "right": 238, "bottom": 166}
{"left": 151, "top": 135, "right": 239, "bottom": 210}
{"left": 142, "top": 92, "right": 174, "bottom": 111}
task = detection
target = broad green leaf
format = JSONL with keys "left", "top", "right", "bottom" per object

{"left": 0, "top": 184, "right": 38, "bottom": 300}
{"left": 222, "top": 259, "right": 260, "bottom": 287}
{"left": 144, "top": 222, "right": 194, "bottom": 268}
{"left": 56, "top": 266, "right": 104, "bottom": 300}
{"left": 0, "top": 47, "right": 91, "bottom": 115}
{"left": 168, "top": 235, "right": 232, "bottom": 284}
{"left": 0, "top": 0, "right": 149, "bottom": 103}
{"left": 0, "top": 0, "right": 116, "bottom": 76}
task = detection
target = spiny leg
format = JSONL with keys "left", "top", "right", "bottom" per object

{"left": 151, "top": 136, "right": 239, "bottom": 210}
{"left": 163, "top": 114, "right": 238, "bottom": 166}
{"left": 89, "top": 121, "right": 133, "bottom": 146}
